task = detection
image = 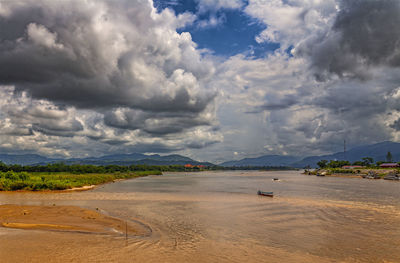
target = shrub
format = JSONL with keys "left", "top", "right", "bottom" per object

{"left": 18, "top": 172, "right": 29, "bottom": 181}
{"left": 9, "top": 181, "right": 28, "bottom": 190}
{"left": 5, "top": 171, "right": 16, "bottom": 180}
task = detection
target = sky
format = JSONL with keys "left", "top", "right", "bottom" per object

{"left": 1, "top": 0, "right": 400, "bottom": 163}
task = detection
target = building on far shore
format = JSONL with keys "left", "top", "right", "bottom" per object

{"left": 342, "top": 165, "right": 364, "bottom": 169}
{"left": 379, "top": 163, "right": 400, "bottom": 168}
{"left": 184, "top": 164, "right": 206, "bottom": 168}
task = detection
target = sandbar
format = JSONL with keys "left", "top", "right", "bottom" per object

{"left": 0, "top": 204, "right": 148, "bottom": 236}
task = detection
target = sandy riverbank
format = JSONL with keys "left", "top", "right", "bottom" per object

{"left": 305, "top": 168, "right": 400, "bottom": 179}
{"left": 1, "top": 177, "right": 139, "bottom": 193}
{"left": 322, "top": 174, "right": 362, "bottom": 178}
{"left": 0, "top": 204, "right": 147, "bottom": 236}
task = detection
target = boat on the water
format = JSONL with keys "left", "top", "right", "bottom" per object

{"left": 257, "top": 190, "right": 274, "bottom": 197}
{"left": 364, "top": 171, "right": 380, "bottom": 179}
{"left": 384, "top": 172, "right": 400, "bottom": 181}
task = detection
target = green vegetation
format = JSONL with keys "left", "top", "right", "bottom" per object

{"left": 0, "top": 161, "right": 247, "bottom": 191}
{"left": 316, "top": 155, "right": 400, "bottom": 169}
{"left": 352, "top": 157, "right": 374, "bottom": 167}
{"left": 311, "top": 154, "right": 400, "bottom": 179}
{"left": 0, "top": 170, "right": 160, "bottom": 191}
{"left": 317, "top": 160, "right": 350, "bottom": 168}
{"left": 317, "top": 160, "right": 328, "bottom": 168}
{"left": 325, "top": 168, "right": 358, "bottom": 174}
{"left": 0, "top": 162, "right": 216, "bottom": 174}
{"left": 0, "top": 162, "right": 220, "bottom": 191}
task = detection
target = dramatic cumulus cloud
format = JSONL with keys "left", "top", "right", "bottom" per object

{"left": 246, "top": 0, "right": 338, "bottom": 50}
{"left": 0, "top": 0, "right": 214, "bottom": 110}
{"left": 246, "top": 0, "right": 400, "bottom": 81}
{"left": 200, "top": 0, "right": 400, "bottom": 162}
{"left": 245, "top": 0, "right": 400, "bottom": 79}
{"left": 209, "top": 54, "right": 400, "bottom": 161}
{"left": 0, "top": 0, "right": 221, "bottom": 157}
{"left": 0, "top": 86, "right": 222, "bottom": 157}
{"left": 2, "top": 0, "right": 400, "bottom": 162}
{"left": 294, "top": 0, "right": 400, "bottom": 80}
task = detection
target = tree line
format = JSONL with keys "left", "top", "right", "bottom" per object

{"left": 0, "top": 162, "right": 217, "bottom": 173}
{"left": 317, "top": 151, "right": 397, "bottom": 169}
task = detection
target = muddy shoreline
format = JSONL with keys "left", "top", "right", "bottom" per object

{"left": 0, "top": 204, "right": 150, "bottom": 236}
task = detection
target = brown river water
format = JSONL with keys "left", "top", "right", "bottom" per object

{"left": 0, "top": 170, "right": 400, "bottom": 262}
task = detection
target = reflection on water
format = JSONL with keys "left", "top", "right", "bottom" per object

{"left": 1, "top": 171, "right": 400, "bottom": 262}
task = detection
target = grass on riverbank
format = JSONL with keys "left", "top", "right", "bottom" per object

{"left": 0, "top": 170, "right": 161, "bottom": 191}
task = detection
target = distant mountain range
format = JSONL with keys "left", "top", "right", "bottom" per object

{"left": 0, "top": 154, "right": 59, "bottom": 165}
{"left": 292, "top": 141, "right": 400, "bottom": 168}
{"left": 0, "top": 153, "right": 213, "bottom": 166}
{"left": 220, "top": 155, "right": 301, "bottom": 167}
{"left": 220, "top": 141, "right": 400, "bottom": 168}
{"left": 2, "top": 141, "right": 400, "bottom": 168}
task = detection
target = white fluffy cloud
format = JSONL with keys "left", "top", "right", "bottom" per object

{"left": 203, "top": 0, "right": 400, "bottom": 161}
{"left": 0, "top": 0, "right": 222, "bottom": 157}
{"left": 246, "top": 0, "right": 337, "bottom": 49}
{"left": 0, "top": 0, "right": 215, "bottom": 111}
{"left": 0, "top": 85, "right": 222, "bottom": 157}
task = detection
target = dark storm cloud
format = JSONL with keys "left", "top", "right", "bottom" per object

{"left": 2, "top": 96, "right": 84, "bottom": 137}
{"left": 0, "top": 125, "right": 33, "bottom": 136}
{"left": 284, "top": 0, "right": 400, "bottom": 154}
{"left": 104, "top": 108, "right": 212, "bottom": 135}
{"left": 256, "top": 94, "right": 298, "bottom": 111}
{"left": 0, "top": 0, "right": 215, "bottom": 116}
{"left": 334, "top": 0, "right": 400, "bottom": 66}
{"left": 0, "top": 0, "right": 221, "bottom": 155}
{"left": 31, "top": 119, "right": 83, "bottom": 137}
{"left": 99, "top": 139, "right": 131, "bottom": 146}
{"left": 130, "top": 138, "right": 220, "bottom": 153}
{"left": 186, "top": 139, "right": 219, "bottom": 149}
{"left": 298, "top": 0, "right": 400, "bottom": 80}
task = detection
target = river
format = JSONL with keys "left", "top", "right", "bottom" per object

{"left": 0, "top": 170, "right": 399, "bottom": 262}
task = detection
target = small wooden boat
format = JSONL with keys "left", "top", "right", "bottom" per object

{"left": 257, "top": 190, "right": 274, "bottom": 197}
{"left": 384, "top": 172, "right": 400, "bottom": 180}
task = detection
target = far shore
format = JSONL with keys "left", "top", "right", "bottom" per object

{"left": 1, "top": 177, "right": 147, "bottom": 193}
{"left": 304, "top": 168, "right": 400, "bottom": 180}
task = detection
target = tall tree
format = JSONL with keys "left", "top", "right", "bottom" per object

{"left": 317, "top": 160, "right": 328, "bottom": 168}
{"left": 361, "top": 157, "right": 374, "bottom": 167}
{"left": 386, "top": 151, "right": 393, "bottom": 163}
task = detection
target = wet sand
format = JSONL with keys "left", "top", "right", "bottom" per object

{"left": 0, "top": 202, "right": 337, "bottom": 263}
{"left": 0, "top": 204, "right": 148, "bottom": 236}
{"left": 324, "top": 174, "right": 363, "bottom": 178}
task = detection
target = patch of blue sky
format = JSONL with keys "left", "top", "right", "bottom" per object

{"left": 153, "top": 0, "right": 197, "bottom": 14}
{"left": 153, "top": 0, "right": 280, "bottom": 59}
{"left": 186, "top": 9, "right": 280, "bottom": 58}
